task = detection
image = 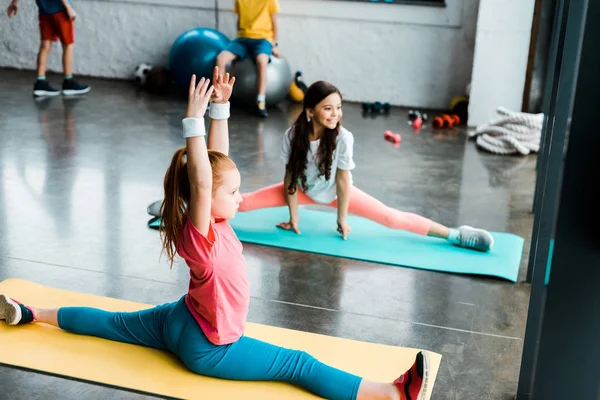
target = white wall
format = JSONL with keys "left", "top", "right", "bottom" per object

{"left": 468, "top": 0, "right": 536, "bottom": 126}
{"left": 0, "top": 0, "right": 480, "bottom": 108}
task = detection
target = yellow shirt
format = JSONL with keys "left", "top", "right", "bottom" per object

{"left": 234, "top": 0, "right": 280, "bottom": 43}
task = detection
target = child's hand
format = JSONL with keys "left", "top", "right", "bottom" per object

{"left": 277, "top": 220, "right": 301, "bottom": 235}
{"left": 67, "top": 7, "right": 76, "bottom": 20}
{"left": 6, "top": 2, "right": 18, "bottom": 17}
{"left": 186, "top": 75, "right": 214, "bottom": 119}
{"left": 337, "top": 218, "right": 351, "bottom": 240}
{"left": 272, "top": 46, "right": 281, "bottom": 58}
{"left": 211, "top": 66, "right": 235, "bottom": 104}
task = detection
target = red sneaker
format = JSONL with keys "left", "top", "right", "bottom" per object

{"left": 394, "top": 351, "right": 430, "bottom": 400}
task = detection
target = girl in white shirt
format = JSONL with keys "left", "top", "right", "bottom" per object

{"left": 239, "top": 81, "right": 494, "bottom": 252}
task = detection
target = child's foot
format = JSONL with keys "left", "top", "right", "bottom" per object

{"left": 0, "top": 295, "right": 20, "bottom": 325}
{"left": 256, "top": 101, "right": 268, "bottom": 118}
{"left": 62, "top": 78, "right": 90, "bottom": 96}
{"left": 33, "top": 79, "right": 60, "bottom": 97}
{"left": 394, "top": 351, "right": 430, "bottom": 400}
{"left": 147, "top": 199, "right": 163, "bottom": 217}
{"left": 457, "top": 225, "right": 494, "bottom": 252}
{"left": 0, "top": 295, "right": 36, "bottom": 326}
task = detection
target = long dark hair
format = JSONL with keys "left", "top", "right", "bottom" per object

{"left": 286, "top": 81, "right": 342, "bottom": 194}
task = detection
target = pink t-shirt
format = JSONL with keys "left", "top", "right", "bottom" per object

{"left": 177, "top": 218, "right": 250, "bottom": 345}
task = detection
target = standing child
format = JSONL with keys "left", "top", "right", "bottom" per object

{"left": 6, "top": 0, "right": 90, "bottom": 97}
{"left": 0, "top": 68, "right": 430, "bottom": 400}
{"left": 238, "top": 81, "right": 495, "bottom": 252}
{"left": 216, "top": 0, "right": 280, "bottom": 118}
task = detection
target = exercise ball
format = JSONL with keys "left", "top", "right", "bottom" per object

{"left": 228, "top": 57, "right": 293, "bottom": 107}
{"left": 169, "top": 28, "right": 230, "bottom": 90}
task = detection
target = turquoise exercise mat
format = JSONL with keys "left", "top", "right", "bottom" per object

{"left": 148, "top": 207, "right": 524, "bottom": 282}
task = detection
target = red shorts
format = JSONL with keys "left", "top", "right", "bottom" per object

{"left": 39, "top": 11, "right": 74, "bottom": 44}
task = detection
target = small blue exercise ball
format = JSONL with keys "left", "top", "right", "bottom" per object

{"left": 169, "top": 28, "right": 230, "bottom": 90}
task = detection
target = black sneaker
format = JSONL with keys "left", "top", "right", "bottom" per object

{"left": 33, "top": 79, "right": 60, "bottom": 97}
{"left": 62, "top": 78, "right": 90, "bottom": 96}
{"left": 256, "top": 101, "right": 268, "bottom": 118}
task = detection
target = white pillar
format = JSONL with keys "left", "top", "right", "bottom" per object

{"left": 467, "top": 0, "right": 537, "bottom": 127}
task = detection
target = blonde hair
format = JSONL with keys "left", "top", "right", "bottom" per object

{"left": 159, "top": 147, "right": 236, "bottom": 267}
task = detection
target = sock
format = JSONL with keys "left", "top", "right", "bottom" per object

{"left": 447, "top": 228, "right": 460, "bottom": 244}
{"left": 37, "top": 76, "right": 46, "bottom": 81}
{"left": 16, "top": 304, "right": 35, "bottom": 325}
{"left": 64, "top": 75, "right": 73, "bottom": 80}
{"left": 257, "top": 94, "right": 266, "bottom": 103}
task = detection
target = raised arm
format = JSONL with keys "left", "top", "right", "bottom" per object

{"left": 184, "top": 75, "right": 214, "bottom": 237}
{"left": 207, "top": 67, "right": 235, "bottom": 155}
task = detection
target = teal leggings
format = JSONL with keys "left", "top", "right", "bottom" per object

{"left": 57, "top": 296, "right": 362, "bottom": 400}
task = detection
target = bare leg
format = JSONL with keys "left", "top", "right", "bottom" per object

{"left": 357, "top": 381, "right": 400, "bottom": 400}
{"left": 33, "top": 308, "right": 59, "bottom": 327}
{"left": 62, "top": 43, "right": 73, "bottom": 76}
{"left": 255, "top": 53, "right": 269, "bottom": 98}
{"left": 427, "top": 221, "right": 450, "bottom": 238}
{"left": 216, "top": 50, "right": 237, "bottom": 74}
{"left": 37, "top": 41, "right": 52, "bottom": 77}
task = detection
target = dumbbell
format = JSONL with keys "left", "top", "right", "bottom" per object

{"left": 432, "top": 114, "right": 461, "bottom": 129}
{"left": 384, "top": 130, "right": 401, "bottom": 144}
{"left": 408, "top": 110, "right": 429, "bottom": 129}
{"left": 363, "top": 102, "right": 391, "bottom": 114}
{"left": 408, "top": 110, "right": 429, "bottom": 122}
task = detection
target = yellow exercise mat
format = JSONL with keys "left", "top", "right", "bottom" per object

{"left": 0, "top": 279, "right": 442, "bottom": 399}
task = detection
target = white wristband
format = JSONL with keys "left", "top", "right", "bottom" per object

{"left": 209, "top": 101, "right": 230, "bottom": 120}
{"left": 182, "top": 118, "right": 206, "bottom": 138}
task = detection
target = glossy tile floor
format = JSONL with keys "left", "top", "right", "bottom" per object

{"left": 0, "top": 69, "right": 537, "bottom": 399}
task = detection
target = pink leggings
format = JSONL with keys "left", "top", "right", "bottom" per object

{"left": 239, "top": 183, "right": 433, "bottom": 236}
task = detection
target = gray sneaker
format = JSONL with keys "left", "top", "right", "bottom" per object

{"left": 0, "top": 294, "right": 22, "bottom": 325}
{"left": 147, "top": 199, "right": 163, "bottom": 217}
{"left": 458, "top": 225, "right": 494, "bottom": 252}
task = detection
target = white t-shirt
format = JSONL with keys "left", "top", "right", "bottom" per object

{"left": 280, "top": 126, "right": 356, "bottom": 204}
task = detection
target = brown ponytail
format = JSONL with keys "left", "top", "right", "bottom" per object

{"left": 160, "top": 147, "right": 190, "bottom": 268}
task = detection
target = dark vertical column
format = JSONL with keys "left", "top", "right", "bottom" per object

{"left": 518, "top": 0, "right": 599, "bottom": 398}
{"left": 529, "top": 0, "right": 600, "bottom": 397}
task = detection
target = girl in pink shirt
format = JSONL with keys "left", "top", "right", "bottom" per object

{"left": 0, "top": 68, "right": 429, "bottom": 400}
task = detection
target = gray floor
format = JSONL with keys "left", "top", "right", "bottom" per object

{"left": 0, "top": 69, "right": 536, "bottom": 399}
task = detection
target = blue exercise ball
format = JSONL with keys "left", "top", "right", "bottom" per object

{"left": 169, "top": 28, "right": 230, "bottom": 90}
